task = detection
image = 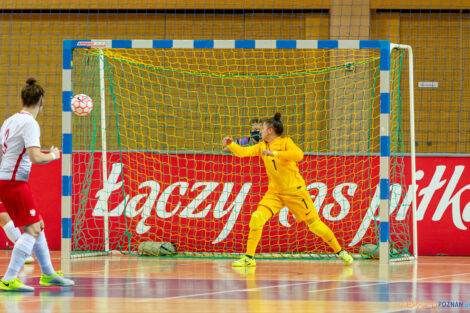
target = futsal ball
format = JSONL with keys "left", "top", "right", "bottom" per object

{"left": 359, "top": 243, "right": 399, "bottom": 259}
{"left": 359, "top": 243, "right": 379, "bottom": 259}
{"left": 137, "top": 241, "right": 178, "bottom": 256}
{"left": 71, "top": 94, "right": 93, "bottom": 116}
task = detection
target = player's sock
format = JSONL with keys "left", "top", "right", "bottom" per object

{"left": 3, "top": 220, "right": 21, "bottom": 243}
{"left": 246, "top": 229, "right": 262, "bottom": 257}
{"left": 32, "top": 231, "right": 55, "bottom": 276}
{"left": 3, "top": 233, "right": 36, "bottom": 281}
{"left": 308, "top": 219, "right": 342, "bottom": 253}
{"left": 245, "top": 208, "right": 271, "bottom": 257}
{"left": 3, "top": 221, "right": 35, "bottom": 264}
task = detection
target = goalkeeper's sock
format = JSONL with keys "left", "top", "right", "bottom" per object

{"left": 32, "top": 231, "right": 55, "bottom": 276}
{"left": 308, "top": 219, "right": 342, "bottom": 253}
{"left": 246, "top": 229, "right": 262, "bottom": 257}
{"left": 326, "top": 237, "right": 342, "bottom": 254}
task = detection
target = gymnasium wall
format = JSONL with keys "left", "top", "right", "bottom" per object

{"left": 0, "top": 1, "right": 469, "bottom": 154}
{"left": 0, "top": 1, "right": 469, "bottom": 254}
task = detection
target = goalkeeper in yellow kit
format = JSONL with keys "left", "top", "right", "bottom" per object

{"left": 222, "top": 113, "right": 353, "bottom": 267}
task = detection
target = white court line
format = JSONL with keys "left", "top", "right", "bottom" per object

{"left": 140, "top": 270, "right": 470, "bottom": 302}
{"left": 134, "top": 280, "right": 317, "bottom": 302}
{"left": 64, "top": 270, "right": 470, "bottom": 301}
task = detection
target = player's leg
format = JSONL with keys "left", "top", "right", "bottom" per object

{"left": 0, "top": 183, "right": 38, "bottom": 291}
{"left": 19, "top": 182, "right": 73, "bottom": 287}
{"left": 233, "top": 192, "right": 283, "bottom": 267}
{"left": 232, "top": 206, "right": 273, "bottom": 267}
{"left": 0, "top": 211, "right": 20, "bottom": 243}
{"left": 284, "top": 191, "right": 353, "bottom": 265}
{"left": 305, "top": 216, "right": 353, "bottom": 264}
{"left": 0, "top": 221, "right": 40, "bottom": 292}
{"left": 0, "top": 181, "right": 73, "bottom": 292}
{"left": 0, "top": 207, "right": 35, "bottom": 264}
{"left": 246, "top": 206, "right": 274, "bottom": 257}
{"left": 25, "top": 222, "right": 74, "bottom": 287}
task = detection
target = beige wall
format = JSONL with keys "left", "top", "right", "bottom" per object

{"left": 0, "top": 1, "right": 468, "bottom": 153}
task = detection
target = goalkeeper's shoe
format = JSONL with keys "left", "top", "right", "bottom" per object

{"left": 338, "top": 250, "right": 354, "bottom": 265}
{"left": 39, "top": 271, "right": 75, "bottom": 287}
{"left": 232, "top": 256, "right": 256, "bottom": 268}
{"left": 0, "top": 278, "right": 34, "bottom": 292}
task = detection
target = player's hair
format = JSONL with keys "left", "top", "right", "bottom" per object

{"left": 250, "top": 117, "right": 260, "bottom": 125}
{"left": 21, "top": 77, "right": 44, "bottom": 107}
{"left": 262, "top": 112, "right": 283, "bottom": 135}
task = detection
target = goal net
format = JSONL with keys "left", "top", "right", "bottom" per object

{"left": 65, "top": 40, "right": 412, "bottom": 260}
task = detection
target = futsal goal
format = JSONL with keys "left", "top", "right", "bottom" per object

{"left": 61, "top": 39, "right": 417, "bottom": 263}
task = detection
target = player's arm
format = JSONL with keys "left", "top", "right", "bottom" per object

{"left": 27, "top": 146, "right": 60, "bottom": 164}
{"left": 23, "top": 120, "right": 59, "bottom": 165}
{"left": 222, "top": 136, "right": 261, "bottom": 157}
{"left": 223, "top": 137, "right": 249, "bottom": 152}
{"left": 273, "top": 137, "right": 303, "bottom": 162}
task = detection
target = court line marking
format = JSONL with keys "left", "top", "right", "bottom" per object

{"left": 4, "top": 271, "right": 470, "bottom": 309}
{"left": 8, "top": 263, "right": 470, "bottom": 303}
{"left": 129, "top": 270, "right": 470, "bottom": 302}
{"left": 22, "top": 269, "right": 470, "bottom": 289}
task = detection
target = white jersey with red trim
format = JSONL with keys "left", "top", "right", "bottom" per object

{"left": 0, "top": 111, "right": 40, "bottom": 181}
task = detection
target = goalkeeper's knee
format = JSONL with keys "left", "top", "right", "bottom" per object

{"left": 307, "top": 218, "right": 333, "bottom": 241}
{"left": 249, "top": 208, "right": 271, "bottom": 231}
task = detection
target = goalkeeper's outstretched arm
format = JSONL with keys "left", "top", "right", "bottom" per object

{"left": 222, "top": 136, "right": 261, "bottom": 158}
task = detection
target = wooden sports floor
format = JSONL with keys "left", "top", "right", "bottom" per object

{"left": 0, "top": 251, "right": 469, "bottom": 313}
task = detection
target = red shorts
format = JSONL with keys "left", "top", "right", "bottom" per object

{"left": 0, "top": 202, "right": 6, "bottom": 213}
{"left": 0, "top": 181, "right": 42, "bottom": 227}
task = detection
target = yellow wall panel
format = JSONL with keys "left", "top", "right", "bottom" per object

{"left": 0, "top": 13, "right": 167, "bottom": 147}
{"left": 165, "top": 14, "right": 244, "bottom": 39}
{"left": 2, "top": 0, "right": 468, "bottom": 10}
{"left": 400, "top": 13, "right": 462, "bottom": 153}
{"left": 244, "top": 14, "right": 305, "bottom": 39}
{"left": 0, "top": 0, "right": 331, "bottom": 10}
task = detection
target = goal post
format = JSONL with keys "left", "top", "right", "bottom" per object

{"left": 61, "top": 39, "right": 416, "bottom": 263}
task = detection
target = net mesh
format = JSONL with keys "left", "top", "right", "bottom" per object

{"left": 70, "top": 47, "right": 410, "bottom": 259}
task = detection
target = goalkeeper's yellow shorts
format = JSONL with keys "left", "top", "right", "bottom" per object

{"left": 258, "top": 189, "right": 319, "bottom": 222}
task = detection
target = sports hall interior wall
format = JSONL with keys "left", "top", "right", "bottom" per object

{"left": 0, "top": 0, "right": 468, "bottom": 154}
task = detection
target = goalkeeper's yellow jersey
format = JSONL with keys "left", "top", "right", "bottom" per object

{"left": 227, "top": 136, "right": 306, "bottom": 194}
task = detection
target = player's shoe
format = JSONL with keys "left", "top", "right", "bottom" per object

{"left": 232, "top": 256, "right": 256, "bottom": 268}
{"left": 39, "top": 271, "right": 75, "bottom": 287}
{"left": 24, "top": 255, "right": 35, "bottom": 264}
{"left": 0, "top": 278, "right": 34, "bottom": 292}
{"left": 338, "top": 250, "right": 354, "bottom": 265}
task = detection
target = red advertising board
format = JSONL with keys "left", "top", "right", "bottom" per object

{"left": 71, "top": 153, "right": 384, "bottom": 255}
{"left": 0, "top": 154, "right": 469, "bottom": 256}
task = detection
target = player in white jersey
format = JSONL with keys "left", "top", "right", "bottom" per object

{"left": 0, "top": 105, "right": 35, "bottom": 262}
{"left": 0, "top": 78, "right": 74, "bottom": 292}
